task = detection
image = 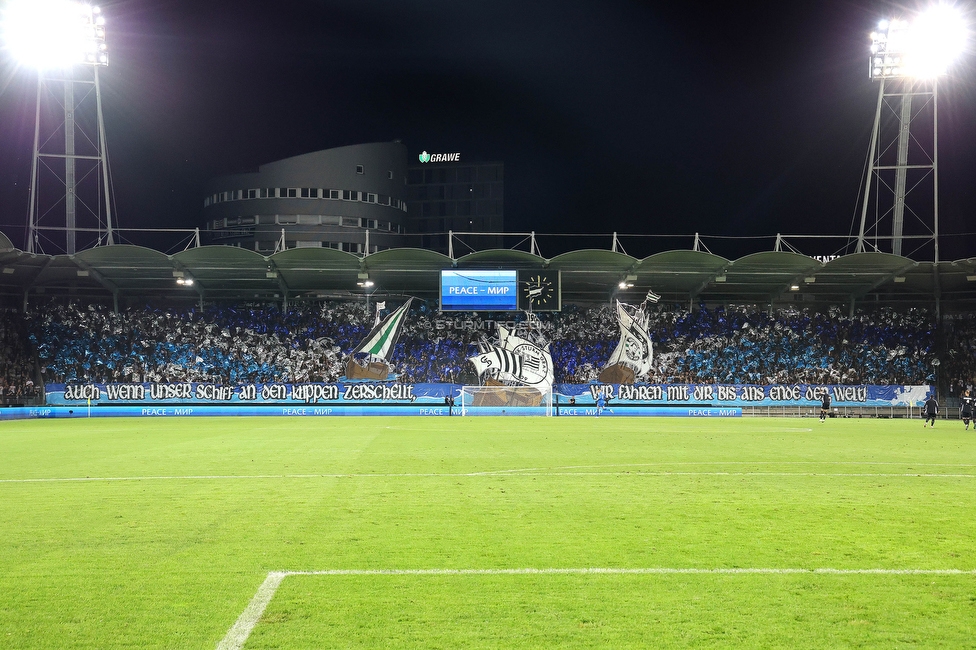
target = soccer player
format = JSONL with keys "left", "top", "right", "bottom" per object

{"left": 595, "top": 393, "right": 614, "bottom": 417}
{"left": 819, "top": 392, "right": 831, "bottom": 422}
{"left": 923, "top": 393, "right": 939, "bottom": 427}
{"left": 961, "top": 390, "right": 973, "bottom": 430}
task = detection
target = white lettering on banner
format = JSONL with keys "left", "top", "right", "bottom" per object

{"left": 589, "top": 385, "right": 615, "bottom": 400}
{"left": 717, "top": 385, "right": 737, "bottom": 401}
{"left": 64, "top": 384, "right": 101, "bottom": 401}
{"left": 618, "top": 385, "right": 663, "bottom": 401}
{"left": 290, "top": 384, "right": 340, "bottom": 404}
{"left": 238, "top": 385, "right": 258, "bottom": 401}
{"left": 420, "top": 409, "right": 445, "bottom": 415}
{"left": 689, "top": 409, "right": 714, "bottom": 416}
{"left": 141, "top": 408, "right": 168, "bottom": 416}
{"left": 693, "top": 385, "right": 715, "bottom": 401}
{"left": 740, "top": 386, "right": 765, "bottom": 401}
{"left": 282, "top": 408, "right": 306, "bottom": 416}
{"left": 312, "top": 408, "right": 333, "bottom": 415}
{"left": 149, "top": 383, "right": 193, "bottom": 400}
{"left": 106, "top": 384, "right": 145, "bottom": 401}
{"left": 832, "top": 386, "right": 867, "bottom": 402}
{"left": 342, "top": 383, "right": 415, "bottom": 402}
{"left": 768, "top": 385, "right": 801, "bottom": 401}
{"left": 261, "top": 384, "right": 288, "bottom": 401}
{"left": 195, "top": 385, "right": 235, "bottom": 401}
{"left": 805, "top": 386, "right": 830, "bottom": 401}
{"left": 667, "top": 385, "right": 690, "bottom": 401}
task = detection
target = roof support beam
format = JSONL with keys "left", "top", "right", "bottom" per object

{"left": 170, "top": 258, "right": 206, "bottom": 306}
{"left": 689, "top": 263, "right": 733, "bottom": 303}
{"left": 772, "top": 261, "right": 827, "bottom": 301}
{"left": 851, "top": 261, "right": 919, "bottom": 300}
{"left": 266, "top": 258, "right": 291, "bottom": 309}
{"left": 70, "top": 256, "right": 119, "bottom": 313}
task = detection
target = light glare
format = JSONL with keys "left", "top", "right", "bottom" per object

{"left": 1, "top": 0, "right": 107, "bottom": 70}
{"left": 870, "top": 4, "right": 968, "bottom": 79}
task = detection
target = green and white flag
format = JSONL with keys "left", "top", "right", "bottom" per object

{"left": 352, "top": 298, "right": 412, "bottom": 361}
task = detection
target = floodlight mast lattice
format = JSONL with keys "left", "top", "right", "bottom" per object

{"left": 856, "top": 6, "right": 967, "bottom": 263}
{"left": 5, "top": 1, "right": 115, "bottom": 254}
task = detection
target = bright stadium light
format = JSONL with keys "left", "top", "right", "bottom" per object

{"left": 1, "top": 0, "right": 108, "bottom": 69}
{"left": 870, "top": 3, "right": 967, "bottom": 79}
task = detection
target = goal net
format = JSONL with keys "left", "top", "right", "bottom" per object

{"left": 458, "top": 384, "right": 553, "bottom": 416}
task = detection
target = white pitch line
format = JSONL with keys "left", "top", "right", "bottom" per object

{"left": 217, "top": 567, "right": 976, "bottom": 650}
{"left": 216, "top": 571, "right": 287, "bottom": 650}
{"left": 4, "top": 471, "right": 976, "bottom": 484}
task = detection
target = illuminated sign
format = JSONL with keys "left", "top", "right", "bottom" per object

{"left": 440, "top": 270, "right": 517, "bottom": 311}
{"left": 419, "top": 151, "right": 461, "bottom": 163}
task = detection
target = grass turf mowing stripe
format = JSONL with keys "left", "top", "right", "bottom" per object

{"left": 4, "top": 470, "right": 976, "bottom": 483}
{"left": 219, "top": 568, "right": 976, "bottom": 650}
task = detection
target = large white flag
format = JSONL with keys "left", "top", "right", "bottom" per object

{"left": 606, "top": 301, "right": 653, "bottom": 378}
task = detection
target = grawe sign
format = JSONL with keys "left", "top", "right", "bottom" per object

{"left": 419, "top": 151, "right": 460, "bottom": 163}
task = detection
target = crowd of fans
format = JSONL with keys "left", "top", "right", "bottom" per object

{"left": 14, "top": 300, "right": 940, "bottom": 387}
{"left": 943, "top": 315, "right": 976, "bottom": 403}
{"left": 0, "top": 310, "right": 40, "bottom": 403}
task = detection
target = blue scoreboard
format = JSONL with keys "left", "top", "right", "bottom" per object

{"left": 439, "top": 270, "right": 561, "bottom": 311}
{"left": 440, "top": 270, "right": 518, "bottom": 311}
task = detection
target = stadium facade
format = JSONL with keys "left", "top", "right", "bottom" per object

{"left": 203, "top": 142, "right": 410, "bottom": 254}
{"left": 202, "top": 142, "right": 505, "bottom": 255}
{"left": 405, "top": 157, "right": 504, "bottom": 254}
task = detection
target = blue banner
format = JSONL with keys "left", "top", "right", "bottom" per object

{"left": 43, "top": 382, "right": 933, "bottom": 408}
{"left": 554, "top": 383, "right": 934, "bottom": 408}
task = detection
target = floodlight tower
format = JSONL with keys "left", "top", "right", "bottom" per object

{"left": 855, "top": 5, "right": 967, "bottom": 262}
{"left": 2, "top": 0, "right": 114, "bottom": 254}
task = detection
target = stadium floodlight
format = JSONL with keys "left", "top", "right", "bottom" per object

{"left": 4, "top": 0, "right": 115, "bottom": 255}
{"left": 869, "top": 4, "right": 967, "bottom": 79}
{"left": 857, "top": 3, "right": 969, "bottom": 262}
{"left": 1, "top": 0, "right": 108, "bottom": 69}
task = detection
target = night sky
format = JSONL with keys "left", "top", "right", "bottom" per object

{"left": 0, "top": 0, "right": 974, "bottom": 259}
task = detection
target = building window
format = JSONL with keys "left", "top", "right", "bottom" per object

{"left": 356, "top": 165, "right": 364, "bottom": 174}
{"left": 261, "top": 188, "right": 273, "bottom": 198}
{"left": 246, "top": 189, "right": 257, "bottom": 199}
{"left": 300, "top": 188, "right": 316, "bottom": 198}
{"left": 329, "top": 190, "right": 339, "bottom": 199}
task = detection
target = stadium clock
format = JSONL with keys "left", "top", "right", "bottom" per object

{"left": 517, "top": 270, "right": 561, "bottom": 311}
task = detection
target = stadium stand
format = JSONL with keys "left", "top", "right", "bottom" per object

{"left": 0, "top": 309, "right": 41, "bottom": 405}
{"left": 21, "top": 301, "right": 937, "bottom": 386}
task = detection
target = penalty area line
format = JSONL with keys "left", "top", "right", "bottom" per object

{"left": 216, "top": 567, "right": 976, "bottom": 650}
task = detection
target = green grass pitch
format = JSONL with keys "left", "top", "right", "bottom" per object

{"left": 2, "top": 415, "right": 976, "bottom": 648}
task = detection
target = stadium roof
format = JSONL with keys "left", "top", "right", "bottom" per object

{"left": 0, "top": 234, "right": 973, "bottom": 311}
